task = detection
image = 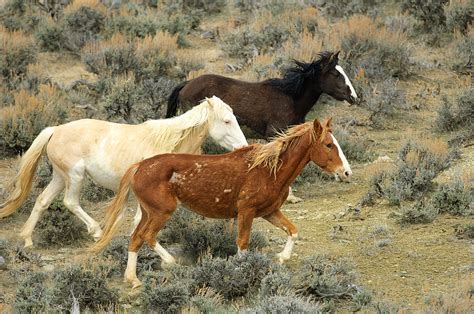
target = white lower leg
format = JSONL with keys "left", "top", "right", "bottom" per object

{"left": 124, "top": 251, "right": 141, "bottom": 288}
{"left": 154, "top": 242, "right": 175, "bottom": 264}
{"left": 277, "top": 233, "right": 298, "bottom": 263}
{"left": 286, "top": 187, "right": 303, "bottom": 203}
{"left": 237, "top": 248, "right": 247, "bottom": 257}
{"left": 65, "top": 202, "right": 102, "bottom": 240}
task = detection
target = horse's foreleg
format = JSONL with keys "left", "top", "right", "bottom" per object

{"left": 236, "top": 209, "right": 255, "bottom": 254}
{"left": 63, "top": 167, "right": 102, "bottom": 240}
{"left": 20, "top": 172, "right": 65, "bottom": 248}
{"left": 286, "top": 186, "right": 303, "bottom": 204}
{"left": 263, "top": 210, "right": 298, "bottom": 263}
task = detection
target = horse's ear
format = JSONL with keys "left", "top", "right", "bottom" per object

{"left": 313, "top": 119, "right": 323, "bottom": 136}
{"left": 325, "top": 117, "right": 332, "bottom": 128}
{"left": 333, "top": 51, "right": 340, "bottom": 62}
{"left": 205, "top": 97, "right": 213, "bottom": 107}
{"left": 322, "top": 52, "right": 338, "bottom": 74}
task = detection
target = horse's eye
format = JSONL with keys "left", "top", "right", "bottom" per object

{"left": 326, "top": 143, "right": 333, "bottom": 148}
{"left": 224, "top": 120, "right": 231, "bottom": 124}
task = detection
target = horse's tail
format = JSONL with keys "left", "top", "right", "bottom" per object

{"left": 89, "top": 163, "right": 139, "bottom": 253}
{"left": 165, "top": 81, "right": 188, "bottom": 118}
{"left": 0, "top": 127, "right": 55, "bottom": 218}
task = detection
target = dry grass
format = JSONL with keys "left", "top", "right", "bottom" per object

{"left": 135, "top": 32, "right": 178, "bottom": 57}
{"left": 281, "top": 30, "right": 324, "bottom": 63}
{"left": 187, "top": 69, "right": 207, "bottom": 80}
{"left": 0, "top": 27, "right": 34, "bottom": 51}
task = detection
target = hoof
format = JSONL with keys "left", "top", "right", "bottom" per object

{"left": 161, "top": 259, "right": 176, "bottom": 269}
{"left": 276, "top": 252, "right": 290, "bottom": 264}
{"left": 286, "top": 195, "right": 303, "bottom": 204}
{"left": 91, "top": 228, "right": 103, "bottom": 241}
{"left": 23, "top": 237, "right": 33, "bottom": 248}
{"left": 124, "top": 276, "right": 142, "bottom": 289}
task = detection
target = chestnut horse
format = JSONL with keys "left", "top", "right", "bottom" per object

{"left": 91, "top": 118, "right": 352, "bottom": 288}
{"left": 0, "top": 96, "right": 247, "bottom": 248}
{"left": 166, "top": 51, "right": 357, "bottom": 138}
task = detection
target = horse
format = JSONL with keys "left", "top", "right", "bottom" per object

{"left": 165, "top": 51, "right": 357, "bottom": 139}
{"left": 90, "top": 117, "right": 352, "bottom": 288}
{"left": 0, "top": 96, "right": 248, "bottom": 248}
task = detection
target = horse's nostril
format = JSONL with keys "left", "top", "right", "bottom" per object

{"left": 344, "top": 171, "right": 351, "bottom": 177}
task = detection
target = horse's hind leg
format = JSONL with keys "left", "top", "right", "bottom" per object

{"left": 19, "top": 170, "right": 65, "bottom": 248}
{"left": 125, "top": 205, "right": 149, "bottom": 289}
{"left": 130, "top": 203, "right": 142, "bottom": 235}
{"left": 263, "top": 210, "right": 298, "bottom": 263}
{"left": 62, "top": 162, "right": 102, "bottom": 240}
{"left": 140, "top": 187, "right": 177, "bottom": 265}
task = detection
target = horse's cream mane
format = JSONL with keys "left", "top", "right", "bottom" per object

{"left": 248, "top": 122, "right": 328, "bottom": 176}
{"left": 142, "top": 96, "right": 231, "bottom": 152}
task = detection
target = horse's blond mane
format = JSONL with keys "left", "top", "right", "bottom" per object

{"left": 142, "top": 97, "right": 231, "bottom": 152}
{"left": 248, "top": 121, "right": 330, "bottom": 176}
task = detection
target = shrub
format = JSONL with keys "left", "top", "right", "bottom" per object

{"left": 105, "top": 14, "right": 159, "bottom": 38}
{"left": 435, "top": 87, "right": 473, "bottom": 132}
{"left": 314, "top": 0, "right": 381, "bottom": 18}
{"left": 260, "top": 270, "right": 293, "bottom": 297}
{"left": 63, "top": 6, "right": 105, "bottom": 49}
{"left": 102, "top": 236, "right": 162, "bottom": 276}
{"left": 294, "top": 254, "right": 359, "bottom": 302}
{"left": 201, "top": 138, "right": 229, "bottom": 155}
{"left": 397, "top": 200, "right": 438, "bottom": 225}
{"left": 334, "top": 16, "right": 411, "bottom": 79}
{"left": 445, "top": 1, "right": 474, "bottom": 35}
{"left": 431, "top": 178, "right": 473, "bottom": 216}
{"left": 14, "top": 272, "right": 50, "bottom": 313}
{"left": 357, "top": 79, "right": 407, "bottom": 128}
{"left": 141, "top": 271, "right": 191, "bottom": 313}
{"left": 367, "top": 139, "right": 452, "bottom": 205}
{"left": 401, "top": 0, "right": 448, "bottom": 32}
{"left": 180, "top": 0, "right": 227, "bottom": 14}
{"left": 452, "top": 32, "right": 473, "bottom": 74}
{"left": 0, "top": 28, "right": 37, "bottom": 88}
{"left": 81, "top": 176, "right": 114, "bottom": 202}
{"left": 35, "top": 21, "right": 69, "bottom": 52}
{"left": 37, "top": 199, "right": 88, "bottom": 247}
{"left": 49, "top": 265, "right": 119, "bottom": 311}
{"left": 192, "top": 252, "right": 273, "bottom": 300}
{"left": 0, "top": 86, "right": 68, "bottom": 154}
{"left": 160, "top": 209, "right": 267, "bottom": 260}
{"left": 247, "top": 295, "right": 321, "bottom": 313}
{"left": 295, "top": 163, "right": 333, "bottom": 185}
{"left": 454, "top": 224, "right": 474, "bottom": 239}
{"left": 188, "top": 287, "right": 225, "bottom": 313}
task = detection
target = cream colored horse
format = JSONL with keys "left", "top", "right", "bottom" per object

{"left": 0, "top": 96, "right": 248, "bottom": 248}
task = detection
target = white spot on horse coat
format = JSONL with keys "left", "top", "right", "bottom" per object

{"left": 224, "top": 189, "right": 232, "bottom": 193}
{"left": 170, "top": 172, "right": 184, "bottom": 184}
{"left": 215, "top": 197, "right": 220, "bottom": 203}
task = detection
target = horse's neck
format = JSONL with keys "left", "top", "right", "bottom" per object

{"left": 274, "top": 134, "right": 312, "bottom": 188}
{"left": 294, "top": 79, "right": 322, "bottom": 119}
{"left": 173, "top": 124, "right": 209, "bottom": 154}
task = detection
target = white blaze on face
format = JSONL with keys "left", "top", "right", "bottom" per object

{"left": 335, "top": 65, "right": 358, "bottom": 99}
{"left": 330, "top": 134, "right": 352, "bottom": 176}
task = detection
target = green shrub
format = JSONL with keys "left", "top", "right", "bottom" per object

{"left": 103, "top": 75, "right": 145, "bottom": 123}
{"left": 105, "top": 15, "right": 159, "bottom": 38}
{"left": 35, "top": 21, "right": 69, "bottom": 52}
{"left": 401, "top": 0, "right": 448, "bottom": 32}
{"left": 431, "top": 178, "right": 473, "bottom": 216}
{"left": 81, "top": 176, "right": 114, "bottom": 202}
{"left": 14, "top": 272, "right": 50, "bottom": 313}
{"left": 260, "top": 270, "right": 293, "bottom": 297}
{"left": 294, "top": 254, "right": 358, "bottom": 302}
{"left": 451, "top": 30, "right": 473, "bottom": 73}
{"left": 445, "top": 1, "right": 473, "bottom": 35}
{"left": 314, "top": 0, "right": 381, "bottom": 18}
{"left": 160, "top": 209, "right": 267, "bottom": 260}
{"left": 295, "top": 163, "right": 333, "bottom": 185}
{"left": 398, "top": 200, "right": 438, "bottom": 225}
{"left": 37, "top": 199, "right": 88, "bottom": 247}
{"left": 247, "top": 295, "right": 321, "bottom": 313}
{"left": 192, "top": 252, "right": 273, "bottom": 300}
{"left": 357, "top": 79, "right": 407, "bottom": 128}
{"left": 201, "top": 138, "right": 229, "bottom": 155}
{"left": 454, "top": 224, "right": 474, "bottom": 239}
{"left": 436, "top": 87, "right": 473, "bottom": 132}
{"left": 188, "top": 287, "right": 225, "bottom": 313}
{"left": 180, "top": 0, "right": 227, "bottom": 14}
{"left": 102, "top": 236, "right": 162, "bottom": 276}
{"left": 366, "top": 139, "right": 452, "bottom": 205}
{"left": 49, "top": 265, "right": 119, "bottom": 312}
{"left": 63, "top": 6, "right": 105, "bottom": 50}
{"left": 140, "top": 271, "right": 191, "bottom": 313}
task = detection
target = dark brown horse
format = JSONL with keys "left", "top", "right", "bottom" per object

{"left": 91, "top": 118, "right": 352, "bottom": 288}
{"left": 166, "top": 51, "right": 357, "bottom": 138}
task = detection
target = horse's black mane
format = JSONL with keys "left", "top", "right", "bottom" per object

{"left": 264, "top": 51, "right": 333, "bottom": 98}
